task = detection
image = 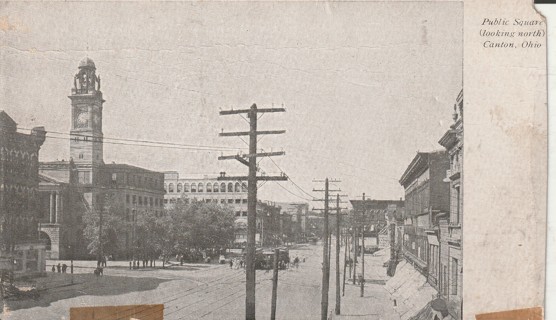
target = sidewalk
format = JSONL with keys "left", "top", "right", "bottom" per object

{"left": 330, "top": 249, "right": 400, "bottom": 320}
{"left": 328, "top": 248, "right": 437, "bottom": 320}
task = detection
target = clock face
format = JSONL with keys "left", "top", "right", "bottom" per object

{"left": 75, "top": 109, "right": 89, "bottom": 128}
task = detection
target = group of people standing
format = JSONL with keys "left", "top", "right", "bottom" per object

{"left": 51, "top": 263, "right": 69, "bottom": 273}
{"left": 229, "top": 258, "right": 245, "bottom": 269}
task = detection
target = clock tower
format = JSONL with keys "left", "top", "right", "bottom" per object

{"left": 69, "top": 57, "right": 104, "bottom": 184}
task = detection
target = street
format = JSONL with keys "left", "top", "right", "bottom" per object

{"left": 2, "top": 243, "right": 402, "bottom": 320}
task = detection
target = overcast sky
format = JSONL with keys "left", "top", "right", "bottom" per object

{"left": 0, "top": 1, "right": 462, "bottom": 204}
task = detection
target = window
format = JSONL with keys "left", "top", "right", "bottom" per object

{"left": 164, "top": 199, "right": 168, "bottom": 204}
{"left": 150, "top": 197, "right": 153, "bottom": 207}
{"left": 177, "top": 183, "right": 182, "bottom": 193}
{"left": 228, "top": 183, "right": 233, "bottom": 192}
{"left": 155, "top": 198, "right": 158, "bottom": 206}
{"left": 126, "top": 194, "right": 130, "bottom": 204}
{"left": 451, "top": 258, "right": 458, "bottom": 295}
{"left": 132, "top": 195, "right": 136, "bottom": 204}
{"left": 235, "top": 211, "right": 241, "bottom": 217}
{"left": 242, "top": 211, "right": 247, "bottom": 216}
{"left": 454, "top": 186, "right": 461, "bottom": 225}
{"left": 184, "top": 183, "right": 190, "bottom": 192}
{"left": 205, "top": 199, "right": 211, "bottom": 203}
{"left": 242, "top": 199, "right": 248, "bottom": 204}
{"left": 111, "top": 173, "right": 117, "bottom": 182}
{"left": 221, "top": 199, "right": 226, "bottom": 204}
{"left": 168, "top": 183, "right": 174, "bottom": 193}
{"left": 235, "top": 182, "right": 241, "bottom": 192}
{"left": 78, "top": 171, "right": 91, "bottom": 184}
{"left": 206, "top": 183, "right": 212, "bottom": 192}
{"left": 139, "top": 196, "right": 143, "bottom": 205}
{"left": 191, "top": 184, "right": 197, "bottom": 193}
{"left": 213, "top": 183, "right": 219, "bottom": 192}
{"left": 228, "top": 199, "right": 234, "bottom": 204}
{"left": 221, "top": 183, "right": 226, "bottom": 193}
{"left": 126, "top": 208, "right": 130, "bottom": 221}
{"left": 242, "top": 183, "right": 247, "bottom": 192}
{"left": 164, "top": 183, "right": 167, "bottom": 192}
{"left": 235, "top": 199, "right": 241, "bottom": 204}
{"left": 198, "top": 183, "right": 204, "bottom": 193}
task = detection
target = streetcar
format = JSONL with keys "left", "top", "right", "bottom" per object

{"left": 254, "top": 247, "right": 289, "bottom": 270}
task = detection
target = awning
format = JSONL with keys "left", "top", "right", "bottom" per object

{"left": 427, "top": 234, "right": 439, "bottom": 246}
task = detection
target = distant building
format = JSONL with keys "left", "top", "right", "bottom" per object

{"left": 350, "top": 199, "right": 404, "bottom": 250}
{"left": 0, "top": 110, "right": 47, "bottom": 276}
{"left": 163, "top": 171, "right": 248, "bottom": 243}
{"left": 399, "top": 150, "right": 450, "bottom": 282}
{"left": 275, "top": 202, "right": 309, "bottom": 243}
{"left": 437, "top": 89, "right": 463, "bottom": 319}
{"left": 39, "top": 58, "right": 164, "bottom": 260}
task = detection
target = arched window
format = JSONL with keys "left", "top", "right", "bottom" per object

{"left": 164, "top": 183, "right": 168, "bottom": 192}
{"left": 177, "top": 183, "right": 182, "bottom": 193}
{"left": 206, "top": 183, "right": 212, "bottom": 192}
{"left": 221, "top": 183, "right": 226, "bottom": 193}
{"left": 228, "top": 183, "right": 233, "bottom": 192}
{"left": 198, "top": 183, "right": 204, "bottom": 193}
{"left": 213, "top": 183, "right": 219, "bottom": 192}
{"left": 241, "top": 182, "right": 247, "bottom": 192}
{"left": 191, "top": 183, "right": 197, "bottom": 193}
{"left": 168, "top": 183, "right": 174, "bottom": 193}
{"left": 184, "top": 183, "right": 190, "bottom": 192}
{"left": 235, "top": 182, "right": 241, "bottom": 192}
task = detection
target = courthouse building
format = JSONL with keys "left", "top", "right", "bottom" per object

{"left": 39, "top": 58, "right": 164, "bottom": 260}
{"left": 0, "top": 111, "right": 48, "bottom": 275}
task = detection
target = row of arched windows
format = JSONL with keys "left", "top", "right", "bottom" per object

{"left": 164, "top": 182, "right": 247, "bottom": 194}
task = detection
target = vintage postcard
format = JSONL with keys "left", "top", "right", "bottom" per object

{"left": 0, "top": 0, "right": 548, "bottom": 319}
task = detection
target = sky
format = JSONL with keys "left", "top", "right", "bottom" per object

{"left": 0, "top": 1, "right": 462, "bottom": 204}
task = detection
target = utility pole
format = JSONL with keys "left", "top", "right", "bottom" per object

{"left": 98, "top": 203, "right": 103, "bottom": 267}
{"left": 219, "top": 104, "right": 287, "bottom": 320}
{"left": 312, "top": 180, "right": 345, "bottom": 320}
{"left": 271, "top": 248, "right": 279, "bottom": 320}
{"left": 335, "top": 194, "right": 341, "bottom": 315}
{"left": 352, "top": 222, "right": 357, "bottom": 285}
{"left": 342, "top": 227, "right": 348, "bottom": 296}
{"left": 321, "top": 178, "right": 329, "bottom": 320}
{"left": 360, "top": 193, "right": 366, "bottom": 297}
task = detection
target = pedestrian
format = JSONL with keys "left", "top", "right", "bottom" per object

{"left": 129, "top": 261, "right": 132, "bottom": 270}
{"left": 52, "top": 265, "right": 56, "bottom": 272}
{"left": 56, "top": 263, "right": 61, "bottom": 273}
{"left": 229, "top": 259, "right": 233, "bottom": 269}
{"left": 62, "top": 264, "right": 67, "bottom": 273}
{"left": 240, "top": 259, "right": 244, "bottom": 269}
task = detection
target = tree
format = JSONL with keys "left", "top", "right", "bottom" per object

{"left": 166, "top": 199, "right": 236, "bottom": 254}
{"left": 82, "top": 193, "right": 126, "bottom": 258}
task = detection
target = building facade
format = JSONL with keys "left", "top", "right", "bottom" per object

{"left": 0, "top": 111, "right": 48, "bottom": 275}
{"left": 39, "top": 58, "right": 164, "bottom": 260}
{"left": 399, "top": 150, "right": 450, "bottom": 283}
{"left": 350, "top": 199, "right": 404, "bottom": 250}
{"left": 163, "top": 171, "right": 248, "bottom": 243}
{"left": 275, "top": 202, "right": 309, "bottom": 243}
{"left": 437, "top": 89, "right": 463, "bottom": 319}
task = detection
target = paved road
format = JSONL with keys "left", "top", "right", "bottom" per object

{"left": 3, "top": 243, "right": 398, "bottom": 320}
{"left": 3, "top": 244, "right": 329, "bottom": 320}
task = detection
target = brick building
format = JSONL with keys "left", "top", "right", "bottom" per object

{"left": 437, "top": 89, "right": 463, "bottom": 319}
{"left": 38, "top": 58, "right": 164, "bottom": 260}
{"left": 350, "top": 199, "right": 404, "bottom": 251}
{"left": 0, "top": 110, "right": 48, "bottom": 275}
{"left": 399, "top": 150, "right": 450, "bottom": 281}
